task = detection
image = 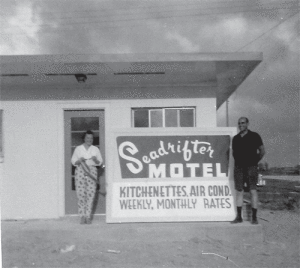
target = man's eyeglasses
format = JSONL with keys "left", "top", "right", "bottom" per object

{"left": 238, "top": 122, "right": 247, "bottom": 125}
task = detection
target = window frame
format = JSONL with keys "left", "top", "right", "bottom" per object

{"left": 131, "top": 107, "right": 196, "bottom": 128}
{"left": 0, "top": 109, "right": 3, "bottom": 162}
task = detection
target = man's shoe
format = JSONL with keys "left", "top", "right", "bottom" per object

{"left": 231, "top": 217, "right": 243, "bottom": 224}
{"left": 80, "top": 217, "right": 86, "bottom": 224}
{"left": 251, "top": 218, "right": 258, "bottom": 224}
{"left": 86, "top": 218, "right": 92, "bottom": 224}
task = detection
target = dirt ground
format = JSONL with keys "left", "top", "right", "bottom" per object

{"left": 1, "top": 178, "right": 299, "bottom": 268}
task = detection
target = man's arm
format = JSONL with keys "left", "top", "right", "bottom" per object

{"left": 257, "top": 145, "right": 265, "bottom": 162}
{"left": 232, "top": 136, "right": 237, "bottom": 161}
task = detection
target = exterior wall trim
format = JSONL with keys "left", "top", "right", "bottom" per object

{"left": 57, "top": 101, "right": 112, "bottom": 217}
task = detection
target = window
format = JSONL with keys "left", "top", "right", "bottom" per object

{"left": 70, "top": 117, "right": 100, "bottom": 191}
{"left": 132, "top": 107, "right": 195, "bottom": 128}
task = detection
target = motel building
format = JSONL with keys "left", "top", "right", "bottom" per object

{"left": 0, "top": 53, "right": 262, "bottom": 223}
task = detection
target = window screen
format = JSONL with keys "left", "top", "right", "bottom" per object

{"left": 132, "top": 107, "right": 195, "bottom": 128}
{"left": 150, "top": 110, "right": 163, "bottom": 127}
{"left": 133, "top": 109, "right": 149, "bottom": 127}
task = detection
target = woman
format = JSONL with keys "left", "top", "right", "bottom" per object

{"left": 71, "top": 130, "right": 103, "bottom": 224}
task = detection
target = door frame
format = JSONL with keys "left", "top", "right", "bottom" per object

{"left": 64, "top": 110, "right": 106, "bottom": 215}
{"left": 57, "top": 101, "right": 111, "bottom": 217}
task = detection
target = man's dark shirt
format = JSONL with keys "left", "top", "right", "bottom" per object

{"left": 232, "top": 130, "right": 263, "bottom": 167}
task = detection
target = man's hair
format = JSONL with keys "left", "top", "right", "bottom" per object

{"left": 239, "top": 117, "right": 249, "bottom": 123}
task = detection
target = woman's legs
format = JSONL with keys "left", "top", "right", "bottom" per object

{"left": 75, "top": 167, "right": 86, "bottom": 222}
{"left": 85, "top": 167, "right": 97, "bottom": 222}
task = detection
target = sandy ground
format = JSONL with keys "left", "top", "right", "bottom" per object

{"left": 1, "top": 176, "right": 300, "bottom": 268}
{"left": 1, "top": 208, "right": 299, "bottom": 268}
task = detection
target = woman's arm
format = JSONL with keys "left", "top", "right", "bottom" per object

{"left": 91, "top": 147, "right": 103, "bottom": 166}
{"left": 71, "top": 147, "right": 84, "bottom": 166}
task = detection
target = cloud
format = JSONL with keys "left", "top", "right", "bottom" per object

{"left": 273, "top": 13, "right": 299, "bottom": 52}
{"left": 0, "top": 0, "right": 298, "bottom": 166}
{"left": 0, "top": 1, "right": 41, "bottom": 54}
{"left": 174, "top": 15, "right": 250, "bottom": 52}
{"left": 166, "top": 31, "right": 200, "bottom": 52}
{"left": 263, "top": 132, "right": 299, "bottom": 167}
{"left": 9, "top": 3, "right": 41, "bottom": 40}
{"left": 222, "top": 16, "right": 247, "bottom": 35}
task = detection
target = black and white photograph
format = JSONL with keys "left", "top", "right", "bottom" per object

{"left": 0, "top": 0, "right": 299, "bottom": 267}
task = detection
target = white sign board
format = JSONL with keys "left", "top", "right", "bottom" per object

{"left": 106, "top": 129, "right": 237, "bottom": 223}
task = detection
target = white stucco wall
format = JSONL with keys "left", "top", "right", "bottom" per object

{"left": 0, "top": 97, "right": 216, "bottom": 220}
{"left": 1, "top": 102, "right": 60, "bottom": 219}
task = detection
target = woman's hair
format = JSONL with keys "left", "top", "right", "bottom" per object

{"left": 82, "top": 130, "right": 94, "bottom": 141}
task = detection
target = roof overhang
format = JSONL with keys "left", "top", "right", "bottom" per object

{"left": 0, "top": 53, "right": 262, "bottom": 108}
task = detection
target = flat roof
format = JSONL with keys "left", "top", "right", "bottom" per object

{"left": 0, "top": 53, "right": 262, "bottom": 108}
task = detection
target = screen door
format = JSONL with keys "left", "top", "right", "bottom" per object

{"left": 64, "top": 110, "right": 106, "bottom": 215}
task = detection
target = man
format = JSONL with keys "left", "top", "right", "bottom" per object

{"left": 231, "top": 117, "right": 265, "bottom": 224}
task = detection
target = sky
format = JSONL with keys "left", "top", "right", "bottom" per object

{"left": 0, "top": 0, "right": 299, "bottom": 167}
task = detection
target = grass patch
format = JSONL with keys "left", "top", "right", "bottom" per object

{"left": 257, "top": 179, "right": 300, "bottom": 211}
